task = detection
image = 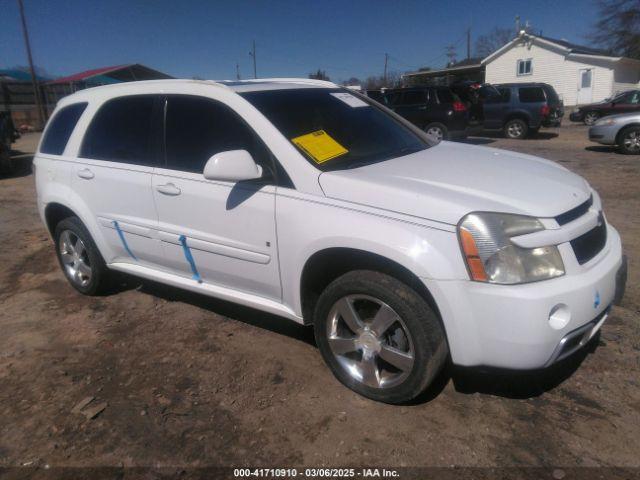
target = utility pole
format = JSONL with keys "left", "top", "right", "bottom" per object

{"left": 236, "top": 62, "right": 240, "bottom": 80}
{"left": 466, "top": 27, "right": 471, "bottom": 60}
{"left": 445, "top": 45, "right": 457, "bottom": 66}
{"left": 17, "top": 0, "right": 44, "bottom": 127}
{"left": 249, "top": 40, "right": 257, "bottom": 79}
{"left": 383, "top": 53, "right": 388, "bottom": 85}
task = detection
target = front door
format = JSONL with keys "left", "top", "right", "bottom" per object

{"left": 577, "top": 69, "right": 593, "bottom": 105}
{"left": 72, "top": 95, "right": 164, "bottom": 267}
{"left": 152, "top": 94, "right": 281, "bottom": 301}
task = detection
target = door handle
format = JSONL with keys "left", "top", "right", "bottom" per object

{"left": 156, "top": 183, "right": 181, "bottom": 196}
{"left": 77, "top": 168, "right": 94, "bottom": 180}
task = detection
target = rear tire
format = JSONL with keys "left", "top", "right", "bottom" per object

{"left": 618, "top": 126, "right": 640, "bottom": 155}
{"left": 313, "top": 270, "right": 448, "bottom": 404}
{"left": 584, "top": 111, "right": 599, "bottom": 126}
{"left": 504, "top": 118, "right": 528, "bottom": 139}
{"left": 54, "top": 217, "right": 111, "bottom": 295}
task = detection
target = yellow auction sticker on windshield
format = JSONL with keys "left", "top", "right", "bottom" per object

{"left": 291, "top": 130, "right": 348, "bottom": 164}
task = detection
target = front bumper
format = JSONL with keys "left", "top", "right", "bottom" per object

{"left": 569, "top": 111, "right": 584, "bottom": 122}
{"left": 423, "top": 225, "right": 624, "bottom": 369}
{"left": 589, "top": 124, "right": 618, "bottom": 145}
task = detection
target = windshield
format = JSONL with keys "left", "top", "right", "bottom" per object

{"left": 240, "top": 88, "right": 428, "bottom": 171}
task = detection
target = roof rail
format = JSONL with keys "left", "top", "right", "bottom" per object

{"left": 223, "top": 77, "right": 336, "bottom": 88}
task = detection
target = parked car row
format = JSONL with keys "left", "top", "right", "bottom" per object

{"left": 367, "top": 82, "right": 564, "bottom": 142}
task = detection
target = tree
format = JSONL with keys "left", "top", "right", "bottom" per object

{"left": 474, "top": 27, "right": 514, "bottom": 58}
{"left": 588, "top": 0, "right": 640, "bottom": 59}
{"left": 309, "top": 69, "right": 330, "bottom": 81}
{"left": 342, "top": 77, "right": 361, "bottom": 86}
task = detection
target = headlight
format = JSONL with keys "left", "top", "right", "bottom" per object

{"left": 458, "top": 212, "right": 565, "bottom": 284}
{"left": 595, "top": 118, "right": 616, "bottom": 126}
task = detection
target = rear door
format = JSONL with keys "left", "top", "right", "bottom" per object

{"left": 482, "top": 87, "right": 511, "bottom": 129}
{"left": 390, "top": 90, "right": 430, "bottom": 128}
{"left": 73, "top": 95, "right": 164, "bottom": 266}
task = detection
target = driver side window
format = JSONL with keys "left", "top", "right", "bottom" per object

{"left": 164, "top": 95, "right": 271, "bottom": 176}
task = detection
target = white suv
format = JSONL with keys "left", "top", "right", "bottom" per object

{"left": 34, "top": 78, "right": 626, "bottom": 403}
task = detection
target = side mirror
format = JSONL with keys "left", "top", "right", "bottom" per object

{"left": 203, "top": 150, "right": 262, "bottom": 182}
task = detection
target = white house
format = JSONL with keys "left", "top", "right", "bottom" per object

{"left": 482, "top": 33, "right": 640, "bottom": 107}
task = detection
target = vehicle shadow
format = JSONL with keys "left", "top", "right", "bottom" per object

{"left": 106, "top": 274, "right": 599, "bottom": 404}
{"left": 458, "top": 137, "right": 496, "bottom": 146}
{"left": 478, "top": 130, "right": 560, "bottom": 141}
{"left": 449, "top": 334, "right": 601, "bottom": 399}
{"left": 1, "top": 150, "right": 34, "bottom": 180}
{"left": 585, "top": 145, "right": 620, "bottom": 154}
{"left": 109, "top": 274, "right": 316, "bottom": 346}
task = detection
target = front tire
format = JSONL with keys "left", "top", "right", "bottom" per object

{"left": 504, "top": 118, "right": 528, "bottom": 139}
{"left": 584, "top": 111, "right": 599, "bottom": 126}
{"left": 618, "top": 126, "right": 640, "bottom": 155}
{"left": 313, "top": 270, "right": 448, "bottom": 403}
{"left": 54, "top": 217, "right": 110, "bottom": 295}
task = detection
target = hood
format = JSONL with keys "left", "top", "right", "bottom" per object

{"left": 318, "top": 142, "right": 591, "bottom": 225}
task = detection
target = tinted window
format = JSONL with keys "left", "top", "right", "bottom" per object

{"left": 164, "top": 95, "right": 269, "bottom": 174}
{"left": 484, "top": 88, "right": 511, "bottom": 103}
{"left": 241, "top": 88, "right": 427, "bottom": 172}
{"left": 40, "top": 103, "right": 87, "bottom": 155}
{"left": 399, "top": 90, "right": 427, "bottom": 105}
{"left": 618, "top": 91, "right": 640, "bottom": 104}
{"left": 435, "top": 88, "right": 455, "bottom": 104}
{"left": 81, "top": 96, "right": 157, "bottom": 165}
{"left": 519, "top": 87, "right": 546, "bottom": 103}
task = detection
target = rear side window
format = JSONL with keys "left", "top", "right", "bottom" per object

{"left": 398, "top": 90, "right": 428, "bottom": 105}
{"left": 519, "top": 87, "right": 546, "bottom": 103}
{"left": 80, "top": 96, "right": 157, "bottom": 165}
{"left": 435, "top": 89, "right": 455, "bottom": 104}
{"left": 164, "top": 95, "right": 269, "bottom": 174}
{"left": 40, "top": 103, "right": 87, "bottom": 155}
{"left": 484, "top": 88, "right": 511, "bottom": 103}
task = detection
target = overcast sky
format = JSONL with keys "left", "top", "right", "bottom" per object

{"left": 1, "top": 0, "right": 600, "bottom": 82}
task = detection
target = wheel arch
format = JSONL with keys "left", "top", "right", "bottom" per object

{"left": 503, "top": 111, "right": 531, "bottom": 127}
{"left": 44, "top": 203, "right": 79, "bottom": 236}
{"left": 299, "top": 247, "right": 442, "bottom": 326}
{"left": 615, "top": 123, "right": 640, "bottom": 145}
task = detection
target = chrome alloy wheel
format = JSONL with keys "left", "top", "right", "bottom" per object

{"left": 425, "top": 126, "right": 444, "bottom": 143}
{"left": 623, "top": 130, "right": 640, "bottom": 153}
{"left": 584, "top": 112, "right": 599, "bottom": 126}
{"left": 326, "top": 295, "right": 415, "bottom": 389}
{"left": 507, "top": 122, "right": 524, "bottom": 138}
{"left": 59, "top": 230, "right": 92, "bottom": 287}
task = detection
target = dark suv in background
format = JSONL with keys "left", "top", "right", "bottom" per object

{"left": 366, "top": 87, "right": 469, "bottom": 143}
{"left": 483, "top": 83, "right": 564, "bottom": 139}
{"left": 569, "top": 90, "right": 640, "bottom": 125}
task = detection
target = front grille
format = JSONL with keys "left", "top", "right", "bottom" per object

{"left": 570, "top": 214, "right": 607, "bottom": 264}
{"left": 555, "top": 195, "right": 593, "bottom": 225}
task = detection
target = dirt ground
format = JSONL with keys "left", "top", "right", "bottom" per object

{"left": 0, "top": 125, "right": 639, "bottom": 474}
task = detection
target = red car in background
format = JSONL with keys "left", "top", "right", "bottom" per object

{"left": 570, "top": 90, "right": 640, "bottom": 125}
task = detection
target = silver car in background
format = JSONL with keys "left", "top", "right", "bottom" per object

{"left": 589, "top": 112, "right": 640, "bottom": 155}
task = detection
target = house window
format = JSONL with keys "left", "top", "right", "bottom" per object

{"left": 517, "top": 59, "right": 532, "bottom": 76}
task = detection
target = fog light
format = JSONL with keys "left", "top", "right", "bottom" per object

{"left": 549, "top": 304, "right": 570, "bottom": 330}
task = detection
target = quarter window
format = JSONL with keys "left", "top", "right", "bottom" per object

{"left": 164, "top": 95, "right": 269, "bottom": 174}
{"left": 517, "top": 59, "right": 532, "bottom": 76}
{"left": 80, "top": 95, "right": 158, "bottom": 165}
{"left": 40, "top": 103, "right": 87, "bottom": 155}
